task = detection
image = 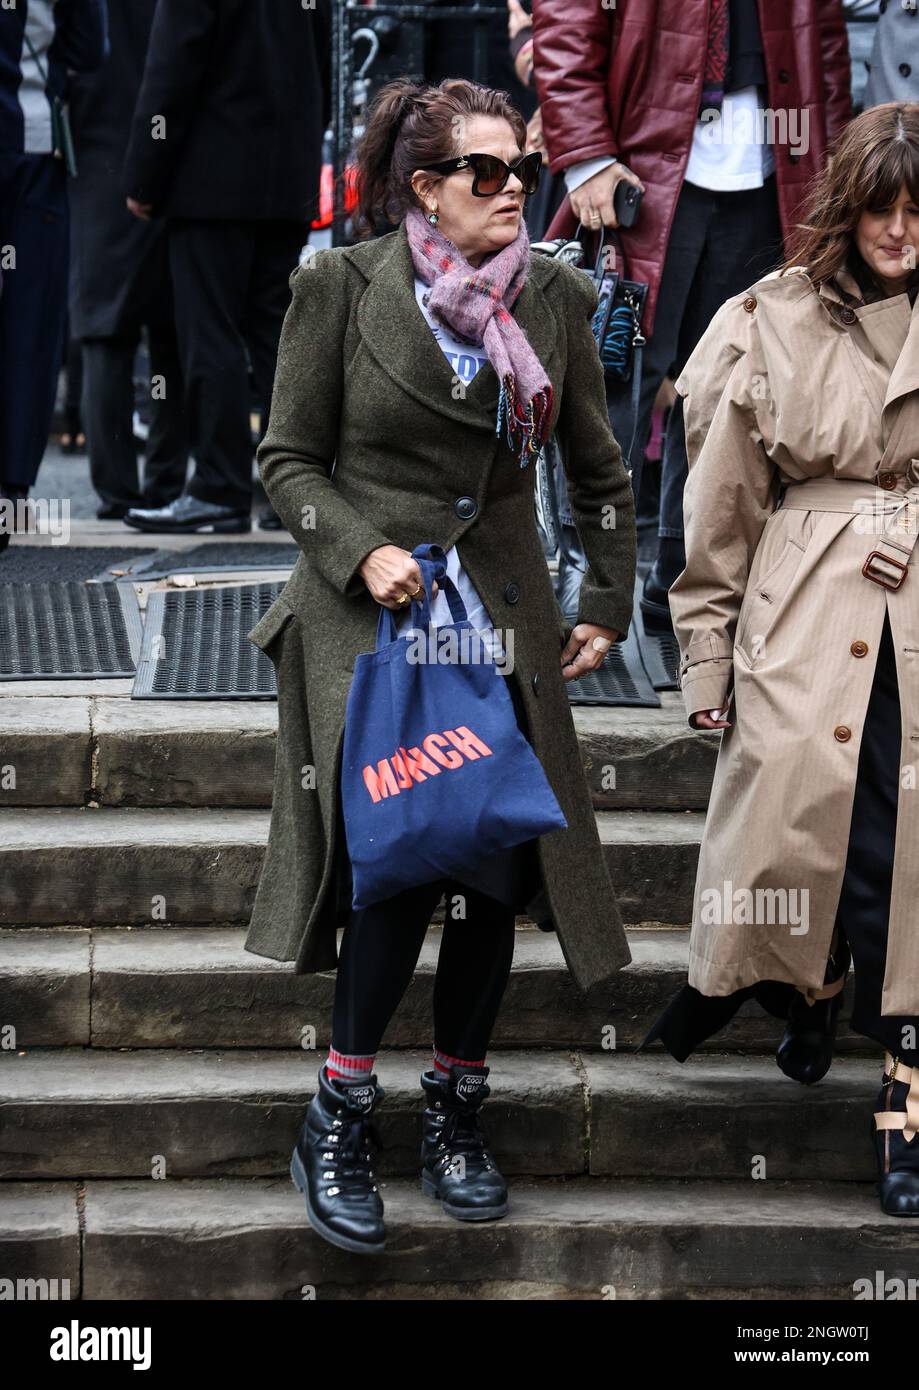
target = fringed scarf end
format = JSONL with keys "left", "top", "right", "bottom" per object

{"left": 496, "top": 374, "right": 554, "bottom": 468}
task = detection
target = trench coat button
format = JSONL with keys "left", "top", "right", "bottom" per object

{"left": 454, "top": 496, "right": 477, "bottom": 520}
{"left": 901, "top": 63, "right": 912, "bottom": 78}
{"left": 504, "top": 581, "right": 520, "bottom": 604}
{"left": 834, "top": 725, "right": 852, "bottom": 742}
{"left": 743, "top": 295, "right": 757, "bottom": 313}
{"left": 840, "top": 306, "right": 857, "bottom": 325}
{"left": 877, "top": 471, "right": 898, "bottom": 490}
{"left": 532, "top": 671, "right": 540, "bottom": 695}
{"left": 851, "top": 640, "right": 869, "bottom": 657}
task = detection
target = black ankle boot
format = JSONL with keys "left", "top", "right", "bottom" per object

{"left": 776, "top": 944, "right": 850, "bottom": 1085}
{"left": 419, "top": 1064, "right": 508, "bottom": 1220}
{"left": 873, "top": 1054, "right": 919, "bottom": 1217}
{"left": 290, "top": 1064, "right": 386, "bottom": 1253}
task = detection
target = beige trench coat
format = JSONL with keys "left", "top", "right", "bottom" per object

{"left": 671, "top": 264, "right": 919, "bottom": 1015}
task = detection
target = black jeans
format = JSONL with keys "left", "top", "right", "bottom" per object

{"left": 605, "top": 174, "right": 784, "bottom": 541}
{"left": 168, "top": 218, "right": 305, "bottom": 510}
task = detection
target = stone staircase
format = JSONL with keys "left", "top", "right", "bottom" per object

{"left": 3, "top": 689, "right": 918, "bottom": 1299}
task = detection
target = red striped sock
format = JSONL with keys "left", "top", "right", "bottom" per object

{"left": 433, "top": 1047, "right": 486, "bottom": 1077}
{"left": 325, "top": 1047, "right": 376, "bottom": 1085}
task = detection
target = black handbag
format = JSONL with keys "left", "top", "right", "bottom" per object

{"left": 581, "top": 223, "right": 648, "bottom": 474}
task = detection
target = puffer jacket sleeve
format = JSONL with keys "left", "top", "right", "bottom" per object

{"left": 553, "top": 261, "right": 637, "bottom": 639}
{"left": 256, "top": 249, "right": 395, "bottom": 598}
{"left": 669, "top": 292, "right": 780, "bottom": 725}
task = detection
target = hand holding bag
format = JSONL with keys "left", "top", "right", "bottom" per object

{"left": 340, "top": 542, "right": 568, "bottom": 909}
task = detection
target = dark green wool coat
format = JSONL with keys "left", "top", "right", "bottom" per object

{"left": 245, "top": 218, "right": 637, "bottom": 992}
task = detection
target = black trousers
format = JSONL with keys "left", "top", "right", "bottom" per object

{"left": 82, "top": 323, "right": 189, "bottom": 510}
{"left": 329, "top": 669, "right": 541, "bottom": 1061}
{"left": 643, "top": 608, "right": 919, "bottom": 1066}
{"left": 167, "top": 218, "right": 305, "bottom": 510}
{"left": 0, "top": 152, "right": 69, "bottom": 490}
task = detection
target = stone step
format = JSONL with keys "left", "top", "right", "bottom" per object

{"left": 0, "top": 925, "right": 877, "bottom": 1056}
{"left": 0, "top": 1048, "right": 885, "bottom": 1182}
{"left": 1, "top": 694, "right": 715, "bottom": 809}
{"left": 0, "top": 807, "right": 703, "bottom": 926}
{"left": 4, "top": 1177, "right": 915, "bottom": 1299}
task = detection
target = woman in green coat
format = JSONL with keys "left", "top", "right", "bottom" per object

{"left": 245, "top": 77, "right": 637, "bottom": 1253}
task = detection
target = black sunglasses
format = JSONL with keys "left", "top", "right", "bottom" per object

{"left": 420, "top": 151, "right": 543, "bottom": 197}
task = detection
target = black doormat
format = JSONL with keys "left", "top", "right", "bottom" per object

{"left": 0, "top": 542, "right": 298, "bottom": 586}
{"left": 0, "top": 545, "right": 152, "bottom": 585}
{"left": 133, "top": 582, "right": 284, "bottom": 699}
{"left": 0, "top": 582, "right": 142, "bottom": 680}
{"left": 110, "top": 541, "right": 298, "bottom": 581}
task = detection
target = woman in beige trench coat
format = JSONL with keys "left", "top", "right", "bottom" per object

{"left": 642, "top": 104, "right": 919, "bottom": 1217}
{"left": 249, "top": 77, "right": 636, "bottom": 1255}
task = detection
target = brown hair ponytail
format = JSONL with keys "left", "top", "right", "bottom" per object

{"left": 353, "top": 77, "right": 527, "bottom": 238}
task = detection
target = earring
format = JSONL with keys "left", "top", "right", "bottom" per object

{"left": 427, "top": 208, "right": 439, "bottom": 225}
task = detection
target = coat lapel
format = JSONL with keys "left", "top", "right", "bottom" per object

{"left": 816, "top": 271, "right": 919, "bottom": 460}
{"left": 349, "top": 219, "right": 561, "bottom": 433}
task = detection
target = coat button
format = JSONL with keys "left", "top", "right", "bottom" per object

{"left": 900, "top": 63, "right": 912, "bottom": 78}
{"left": 742, "top": 295, "right": 757, "bottom": 313}
{"left": 850, "top": 640, "right": 868, "bottom": 657}
{"left": 778, "top": 68, "right": 790, "bottom": 83}
{"left": 532, "top": 671, "right": 540, "bottom": 695}
{"left": 840, "top": 306, "right": 857, "bottom": 324}
{"left": 877, "top": 471, "right": 898, "bottom": 490}
{"left": 504, "top": 581, "right": 520, "bottom": 604}
{"left": 834, "top": 725, "right": 852, "bottom": 742}
{"left": 454, "top": 496, "right": 477, "bottom": 520}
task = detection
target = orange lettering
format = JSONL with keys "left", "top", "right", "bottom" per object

{"left": 444, "top": 726, "right": 493, "bottom": 760}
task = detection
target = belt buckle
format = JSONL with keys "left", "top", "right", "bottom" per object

{"left": 862, "top": 549, "right": 909, "bottom": 590}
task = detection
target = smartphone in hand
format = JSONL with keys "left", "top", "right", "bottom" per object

{"left": 613, "top": 180, "right": 642, "bottom": 228}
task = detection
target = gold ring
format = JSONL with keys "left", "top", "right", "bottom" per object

{"left": 396, "top": 592, "right": 409, "bottom": 606}
{"left": 411, "top": 585, "right": 423, "bottom": 598}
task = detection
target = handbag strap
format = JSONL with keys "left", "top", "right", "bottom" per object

{"left": 375, "top": 542, "right": 469, "bottom": 648}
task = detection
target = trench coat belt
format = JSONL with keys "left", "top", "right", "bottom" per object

{"left": 778, "top": 474, "right": 919, "bottom": 592}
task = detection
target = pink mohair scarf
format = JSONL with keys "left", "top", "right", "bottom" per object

{"left": 404, "top": 203, "right": 553, "bottom": 467}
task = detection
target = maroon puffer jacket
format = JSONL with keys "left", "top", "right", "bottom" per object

{"left": 532, "top": 0, "right": 852, "bottom": 335}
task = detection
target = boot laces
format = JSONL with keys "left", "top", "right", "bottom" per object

{"left": 435, "top": 1104, "right": 496, "bottom": 1175}
{"left": 321, "top": 1111, "right": 383, "bottom": 1200}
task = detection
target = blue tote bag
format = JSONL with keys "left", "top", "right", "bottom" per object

{"left": 340, "top": 543, "right": 568, "bottom": 909}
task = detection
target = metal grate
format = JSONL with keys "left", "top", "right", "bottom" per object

{"left": 0, "top": 581, "right": 141, "bottom": 679}
{"left": 132, "top": 583, "right": 285, "bottom": 699}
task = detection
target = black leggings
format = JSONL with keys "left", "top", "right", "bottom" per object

{"left": 330, "top": 877, "right": 517, "bottom": 1060}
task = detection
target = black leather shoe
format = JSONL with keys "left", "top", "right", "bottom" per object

{"left": 290, "top": 1064, "right": 386, "bottom": 1253}
{"left": 420, "top": 1064, "right": 508, "bottom": 1220}
{"left": 123, "top": 491, "right": 250, "bottom": 533}
{"left": 873, "top": 1055, "right": 919, "bottom": 1216}
{"left": 776, "top": 945, "right": 850, "bottom": 1085}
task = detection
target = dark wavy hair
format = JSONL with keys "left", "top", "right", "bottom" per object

{"left": 781, "top": 102, "right": 919, "bottom": 287}
{"left": 353, "top": 77, "right": 527, "bottom": 238}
